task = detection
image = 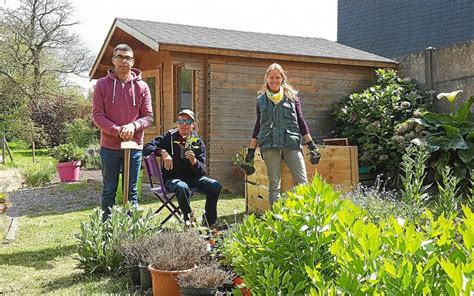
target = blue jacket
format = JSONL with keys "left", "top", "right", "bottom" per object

{"left": 143, "top": 129, "right": 206, "bottom": 183}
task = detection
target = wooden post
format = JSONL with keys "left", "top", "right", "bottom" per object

{"left": 120, "top": 141, "right": 143, "bottom": 207}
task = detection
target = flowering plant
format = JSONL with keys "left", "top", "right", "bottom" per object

{"left": 333, "top": 69, "right": 431, "bottom": 179}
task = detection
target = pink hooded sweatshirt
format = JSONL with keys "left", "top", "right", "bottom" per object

{"left": 92, "top": 68, "right": 153, "bottom": 150}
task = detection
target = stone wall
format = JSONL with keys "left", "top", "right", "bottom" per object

{"left": 396, "top": 41, "right": 474, "bottom": 113}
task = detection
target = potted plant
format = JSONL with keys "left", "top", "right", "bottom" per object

{"left": 231, "top": 149, "right": 255, "bottom": 176}
{"left": 147, "top": 230, "right": 209, "bottom": 296}
{"left": 117, "top": 237, "right": 146, "bottom": 290}
{"left": 177, "top": 264, "right": 233, "bottom": 296}
{"left": 175, "top": 135, "right": 200, "bottom": 158}
{"left": 50, "top": 144, "right": 83, "bottom": 182}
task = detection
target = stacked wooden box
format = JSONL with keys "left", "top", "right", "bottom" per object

{"left": 246, "top": 145, "right": 359, "bottom": 214}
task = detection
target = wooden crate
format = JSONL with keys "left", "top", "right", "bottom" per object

{"left": 246, "top": 145, "right": 359, "bottom": 214}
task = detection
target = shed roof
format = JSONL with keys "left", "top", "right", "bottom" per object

{"left": 119, "top": 18, "right": 394, "bottom": 62}
{"left": 90, "top": 18, "right": 397, "bottom": 78}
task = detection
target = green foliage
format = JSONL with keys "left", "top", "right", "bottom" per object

{"left": 82, "top": 145, "right": 101, "bottom": 169}
{"left": 330, "top": 207, "right": 473, "bottom": 295}
{"left": 411, "top": 91, "right": 474, "bottom": 195}
{"left": 333, "top": 69, "right": 431, "bottom": 177}
{"left": 344, "top": 177, "right": 422, "bottom": 222}
{"left": 433, "top": 166, "right": 462, "bottom": 219}
{"left": 50, "top": 144, "right": 84, "bottom": 163}
{"left": 64, "top": 118, "right": 99, "bottom": 148}
{"left": 21, "top": 161, "right": 55, "bottom": 187}
{"left": 223, "top": 176, "right": 474, "bottom": 294}
{"left": 75, "top": 205, "right": 159, "bottom": 274}
{"left": 221, "top": 175, "right": 361, "bottom": 294}
{"left": 400, "top": 144, "right": 431, "bottom": 207}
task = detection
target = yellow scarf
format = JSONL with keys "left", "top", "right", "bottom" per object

{"left": 266, "top": 88, "right": 284, "bottom": 105}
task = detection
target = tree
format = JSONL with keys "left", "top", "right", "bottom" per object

{"left": 0, "top": 0, "right": 93, "bottom": 159}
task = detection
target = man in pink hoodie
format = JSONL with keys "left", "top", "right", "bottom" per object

{"left": 92, "top": 44, "right": 153, "bottom": 220}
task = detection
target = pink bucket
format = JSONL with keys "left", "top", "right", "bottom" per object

{"left": 56, "top": 161, "right": 81, "bottom": 182}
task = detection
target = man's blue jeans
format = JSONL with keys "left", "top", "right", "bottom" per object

{"left": 100, "top": 147, "right": 142, "bottom": 220}
{"left": 165, "top": 176, "right": 222, "bottom": 225}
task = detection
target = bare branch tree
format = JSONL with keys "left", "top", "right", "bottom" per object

{"left": 0, "top": 0, "right": 93, "bottom": 159}
{"left": 0, "top": 0, "right": 92, "bottom": 103}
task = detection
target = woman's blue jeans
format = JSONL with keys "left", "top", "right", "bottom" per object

{"left": 100, "top": 147, "right": 142, "bottom": 221}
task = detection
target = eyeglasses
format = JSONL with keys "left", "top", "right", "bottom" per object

{"left": 177, "top": 118, "right": 194, "bottom": 125}
{"left": 114, "top": 55, "right": 134, "bottom": 63}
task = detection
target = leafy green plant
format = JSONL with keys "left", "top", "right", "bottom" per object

{"left": 0, "top": 192, "right": 7, "bottom": 202}
{"left": 433, "top": 166, "right": 461, "bottom": 219}
{"left": 330, "top": 207, "right": 474, "bottom": 295}
{"left": 82, "top": 145, "right": 101, "bottom": 169}
{"left": 64, "top": 118, "right": 99, "bottom": 148}
{"left": 411, "top": 90, "right": 474, "bottom": 194}
{"left": 21, "top": 161, "right": 55, "bottom": 187}
{"left": 333, "top": 69, "right": 431, "bottom": 178}
{"left": 221, "top": 175, "right": 362, "bottom": 294}
{"left": 400, "top": 144, "right": 431, "bottom": 207}
{"left": 75, "top": 204, "right": 159, "bottom": 274}
{"left": 50, "top": 144, "right": 83, "bottom": 163}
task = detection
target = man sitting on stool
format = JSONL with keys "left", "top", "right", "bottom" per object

{"left": 143, "top": 109, "right": 222, "bottom": 227}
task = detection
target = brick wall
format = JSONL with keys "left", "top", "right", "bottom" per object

{"left": 338, "top": 0, "right": 474, "bottom": 58}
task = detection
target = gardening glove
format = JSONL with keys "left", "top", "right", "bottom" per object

{"left": 245, "top": 148, "right": 255, "bottom": 162}
{"left": 243, "top": 148, "right": 256, "bottom": 175}
{"left": 241, "top": 164, "right": 255, "bottom": 176}
{"left": 307, "top": 141, "right": 321, "bottom": 165}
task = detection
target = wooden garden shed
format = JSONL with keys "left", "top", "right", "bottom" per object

{"left": 89, "top": 18, "right": 397, "bottom": 193}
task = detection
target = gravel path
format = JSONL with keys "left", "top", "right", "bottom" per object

{"left": 0, "top": 168, "right": 22, "bottom": 192}
{"left": 5, "top": 169, "right": 103, "bottom": 217}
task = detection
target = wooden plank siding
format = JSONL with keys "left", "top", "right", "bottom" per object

{"left": 207, "top": 58, "right": 375, "bottom": 193}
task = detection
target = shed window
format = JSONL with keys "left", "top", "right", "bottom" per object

{"left": 176, "top": 66, "right": 193, "bottom": 111}
{"left": 143, "top": 76, "right": 156, "bottom": 127}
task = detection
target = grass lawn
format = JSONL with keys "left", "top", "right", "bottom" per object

{"left": 0, "top": 145, "right": 55, "bottom": 170}
{"left": 0, "top": 193, "right": 246, "bottom": 294}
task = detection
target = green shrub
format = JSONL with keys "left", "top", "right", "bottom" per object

{"left": 400, "top": 144, "right": 431, "bottom": 207}
{"left": 221, "top": 175, "right": 361, "bottom": 294}
{"left": 75, "top": 204, "right": 159, "bottom": 274}
{"left": 22, "top": 161, "right": 55, "bottom": 187}
{"left": 330, "top": 207, "right": 473, "bottom": 295}
{"left": 64, "top": 118, "right": 99, "bottom": 148}
{"left": 333, "top": 69, "right": 431, "bottom": 179}
{"left": 223, "top": 176, "right": 474, "bottom": 294}
{"left": 411, "top": 91, "right": 474, "bottom": 195}
{"left": 344, "top": 177, "right": 422, "bottom": 222}
{"left": 50, "top": 144, "right": 83, "bottom": 163}
{"left": 82, "top": 145, "right": 101, "bottom": 169}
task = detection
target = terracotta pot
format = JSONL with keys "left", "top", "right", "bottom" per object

{"left": 148, "top": 264, "right": 192, "bottom": 296}
{"left": 56, "top": 161, "right": 81, "bottom": 182}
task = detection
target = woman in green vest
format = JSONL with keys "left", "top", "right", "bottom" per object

{"left": 246, "top": 63, "right": 319, "bottom": 205}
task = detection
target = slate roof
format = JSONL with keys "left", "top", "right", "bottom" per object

{"left": 117, "top": 18, "right": 396, "bottom": 64}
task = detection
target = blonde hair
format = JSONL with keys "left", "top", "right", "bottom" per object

{"left": 258, "top": 63, "right": 298, "bottom": 100}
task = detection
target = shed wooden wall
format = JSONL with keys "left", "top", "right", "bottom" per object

{"left": 206, "top": 57, "right": 376, "bottom": 193}
{"left": 139, "top": 51, "right": 379, "bottom": 194}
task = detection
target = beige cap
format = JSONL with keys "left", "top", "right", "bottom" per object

{"left": 177, "top": 109, "right": 195, "bottom": 121}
